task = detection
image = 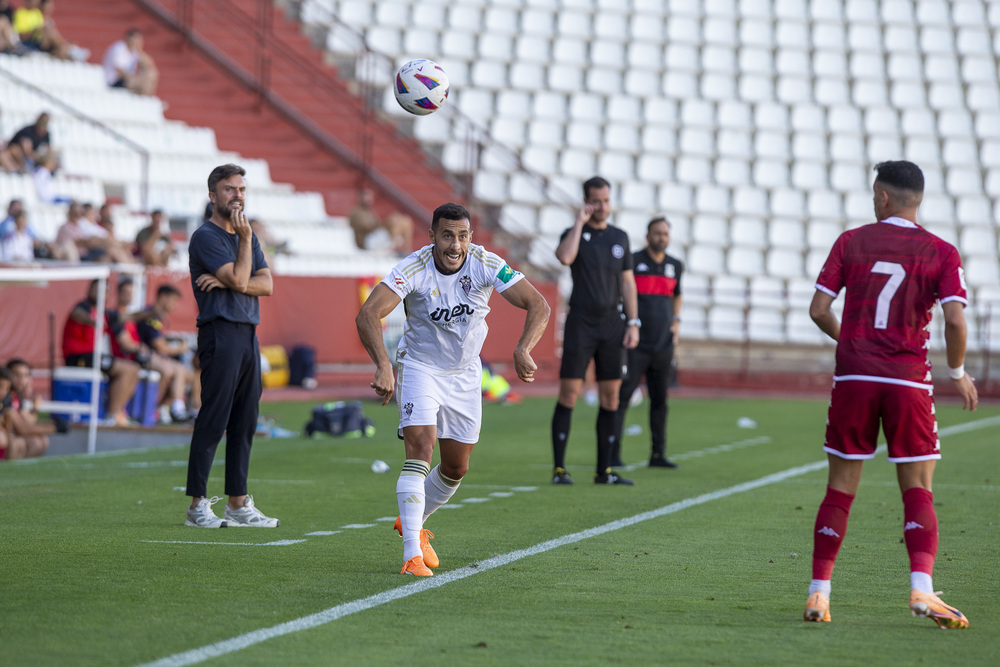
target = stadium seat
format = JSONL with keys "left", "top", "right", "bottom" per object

{"left": 680, "top": 128, "right": 716, "bottom": 157}
{"left": 715, "top": 157, "right": 752, "bottom": 186}
{"left": 959, "top": 225, "right": 997, "bottom": 257}
{"left": 682, "top": 272, "right": 710, "bottom": 307}
{"left": 658, "top": 183, "right": 693, "bottom": 212}
{"left": 676, "top": 156, "right": 714, "bottom": 185}
{"left": 717, "top": 129, "right": 753, "bottom": 158}
{"left": 732, "top": 186, "right": 769, "bottom": 216}
{"left": 688, "top": 244, "right": 727, "bottom": 276}
{"left": 770, "top": 189, "right": 806, "bottom": 218}
{"left": 622, "top": 181, "right": 657, "bottom": 211}
{"left": 708, "top": 305, "right": 747, "bottom": 341}
{"left": 730, "top": 215, "right": 767, "bottom": 248}
{"left": 637, "top": 154, "right": 674, "bottom": 184}
{"left": 955, "top": 195, "right": 992, "bottom": 226}
{"left": 692, "top": 214, "right": 730, "bottom": 246}
{"left": 770, "top": 217, "right": 807, "bottom": 249}
{"left": 642, "top": 126, "right": 678, "bottom": 155}
{"left": 748, "top": 307, "right": 786, "bottom": 343}
{"left": 739, "top": 46, "right": 774, "bottom": 74}
{"left": 728, "top": 246, "right": 766, "bottom": 277}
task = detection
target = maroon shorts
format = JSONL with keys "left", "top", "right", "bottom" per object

{"left": 824, "top": 377, "right": 940, "bottom": 462}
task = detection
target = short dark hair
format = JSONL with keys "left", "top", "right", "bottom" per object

{"left": 207, "top": 163, "right": 246, "bottom": 194}
{"left": 125, "top": 28, "right": 141, "bottom": 39}
{"left": 647, "top": 216, "right": 670, "bottom": 233}
{"left": 432, "top": 202, "right": 470, "bottom": 231}
{"left": 117, "top": 276, "right": 133, "bottom": 292}
{"left": 157, "top": 284, "right": 182, "bottom": 299}
{"left": 874, "top": 161, "right": 924, "bottom": 194}
{"left": 0, "top": 366, "right": 12, "bottom": 385}
{"left": 582, "top": 176, "right": 611, "bottom": 200}
{"left": 6, "top": 358, "right": 29, "bottom": 372}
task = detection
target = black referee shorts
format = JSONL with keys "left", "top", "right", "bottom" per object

{"left": 559, "top": 309, "right": 627, "bottom": 381}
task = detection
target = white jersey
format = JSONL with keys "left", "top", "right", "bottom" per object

{"left": 382, "top": 243, "right": 524, "bottom": 371}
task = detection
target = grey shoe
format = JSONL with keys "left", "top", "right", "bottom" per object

{"left": 185, "top": 496, "right": 227, "bottom": 528}
{"left": 224, "top": 495, "right": 279, "bottom": 527}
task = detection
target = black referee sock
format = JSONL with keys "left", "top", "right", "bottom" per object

{"left": 552, "top": 402, "right": 573, "bottom": 469}
{"left": 596, "top": 407, "right": 616, "bottom": 475}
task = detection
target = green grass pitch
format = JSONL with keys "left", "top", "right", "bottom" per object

{"left": 1, "top": 395, "right": 998, "bottom": 666}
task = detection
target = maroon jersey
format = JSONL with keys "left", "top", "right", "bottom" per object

{"left": 815, "top": 217, "right": 967, "bottom": 384}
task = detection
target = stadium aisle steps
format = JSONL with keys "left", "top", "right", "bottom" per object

{"left": 55, "top": 0, "right": 460, "bottom": 226}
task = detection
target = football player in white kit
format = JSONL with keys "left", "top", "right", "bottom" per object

{"left": 357, "top": 202, "right": 551, "bottom": 576}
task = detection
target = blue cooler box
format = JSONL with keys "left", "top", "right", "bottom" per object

{"left": 52, "top": 366, "right": 108, "bottom": 423}
{"left": 52, "top": 366, "right": 160, "bottom": 425}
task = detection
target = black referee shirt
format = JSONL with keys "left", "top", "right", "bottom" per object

{"left": 561, "top": 223, "right": 633, "bottom": 315}
{"left": 632, "top": 248, "right": 684, "bottom": 351}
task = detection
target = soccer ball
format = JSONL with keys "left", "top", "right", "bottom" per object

{"left": 393, "top": 59, "right": 450, "bottom": 116}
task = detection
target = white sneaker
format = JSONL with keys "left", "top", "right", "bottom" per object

{"left": 224, "top": 495, "right": 279, "bottom": 527}
{"left": 185, "top": 496, "right": 227, "bottom": 528}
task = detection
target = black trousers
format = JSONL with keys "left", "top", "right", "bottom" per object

{"left": 614, "top": 346, "right": 673, "bottom": 461}
{"left": 186, "top": 320, "right": 261, "bottom": 498}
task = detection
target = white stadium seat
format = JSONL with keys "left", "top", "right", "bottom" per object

{"left": 713, "top": 274, "right": 749, "bottom": 306}
{"left": 731, "top": 216, "right": 767, "bottom": 247}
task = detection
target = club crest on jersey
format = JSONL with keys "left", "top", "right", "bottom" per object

{"left": 612, "top": 244, "right": 624, "bottom": 259}
{"left": 403, "top": 402, "right": 413, "bottom": 417}
{"left": 460, "top": 275, "right": 472, "bottom": 296}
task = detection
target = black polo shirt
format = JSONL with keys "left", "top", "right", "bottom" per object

{"left": 188, "top": 221, "right": 268, "bottom": 326}
{"left": 632, "top": 248, "right": 684, "bottom": 351}
{"left": 562, "top": 222, "right": 632, "bottom": 315}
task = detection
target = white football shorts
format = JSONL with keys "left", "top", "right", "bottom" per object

{"left": 395, "top": 358, "right": 482, "bottom": 444}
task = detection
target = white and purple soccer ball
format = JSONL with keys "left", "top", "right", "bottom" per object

{"left": 393, "top": 59, "right": 450, "bottom": 116}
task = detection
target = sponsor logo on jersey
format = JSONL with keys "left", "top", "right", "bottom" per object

{"left": 497, "top": 264, "right": 516, "bottom": 284}
{"left": 460, "top": 275, "right": 472, "bottom": 295}
{"left": 817, "top": 526, "right": 841, "bottom": 538}
{"left": 903, "top": 521, "right": 925, "bottom": 531}
{"left": 394, "top": 276, "right": 407, "bottom": 290}
{"left": 430, "top": 303, "right": 475, "bottom": 323}
{"left": 612, "top": 244, "right": 624, "bottom": 259}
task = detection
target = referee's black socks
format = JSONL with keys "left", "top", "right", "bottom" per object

{"left": 596, "top": 407, "right": 616, "bottom": 475}
{"left": 552, "top": 402, "right": 573, "bottom": 469}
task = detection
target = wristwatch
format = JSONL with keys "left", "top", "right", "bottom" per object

{"left": 626, "top": 318, "right": 641, "bottom": 328}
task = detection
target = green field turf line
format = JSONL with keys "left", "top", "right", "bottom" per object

{"left": 138, "top": 415, "right": 1000, "bottom": 667}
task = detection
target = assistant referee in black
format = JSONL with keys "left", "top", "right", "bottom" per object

{"left": 551, "top": 176, "right": 640, "bottom": 486}
{"left": 184, "top": 163, "right": 279, "bottom": 528}
{"left": 613, "top": 216, "right": 684, "bottom": 469}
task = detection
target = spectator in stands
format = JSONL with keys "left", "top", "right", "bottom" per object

{"left": 137, "top": 284, "right": 195, "bottom": 422}
{"left": 33, "top": 151, "right": 71, "bottom": 204}
{"left": 109, "top": 279, "right": 191, "bottom": 424}
{"left": 249, "top": 218, "right": 289, "bottom": 271}
{"left": 62, "top": 279, "right": 140, "bottom": 427}
{"left": 135, "top": 209, "right": 177, "bottom": 267}
{"left": 0, "top": 199, "right": 77, "bottom": 262}
{"left": 14, "top": 0, "right": 87, "bottom": 61}
{"left": 102, "top": 27, "right": 158, "bottom": 96}
{"left": 348, "top": 187, "right": 414, "bottom": 256}
{"left": 0, "top": 366, "right": 27, "bottom": 460}
{"left": 9, "top": 111, "right": 51, "bottom": 169}
{"left": 5, "top": 358, "right": 63, "bottom": 457}
{"left": 55, "top": 200, "right": 135, "bottom": 264}
{"left": 0, "top": 0, "right": 25, "bottom": 55}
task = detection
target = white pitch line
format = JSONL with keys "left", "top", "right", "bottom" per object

{"left": 142, "top": 540, "right": 307, "bottom": 547}
{"left": 138, "top": 416, "right": 998, "bottom": 667}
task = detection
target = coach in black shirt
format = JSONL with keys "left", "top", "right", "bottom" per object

{"left": 184, "top": 163, "right": 279, "bottom": 528}
{"left": 551, "top": 176, "right": 640, "bottom": 486}
{"left": 613, "top": 216, "right": 684, "bottom": 469}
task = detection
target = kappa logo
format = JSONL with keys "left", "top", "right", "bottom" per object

{"left": 403, "top": 402, "right": 413, "bottom": 417}
{"left": 612, "top": 244, "right": 624, "bottom": 259}
{"left": 904, "top": 521, "right": 925, "bottom": 531}
{"left": 582, "top": 232, "right": 591, "bottom": 242}
{"left": 817, "top": 526, "right": 841, "bottom": 538}
{"left": 460, "top": 275, "right": 472, "bottom": 296}
{"left": 430, "top": 303, "right": 475, "bottom": 322}
{"left": 636, "top": 262, "right": 649, "bottom": 272}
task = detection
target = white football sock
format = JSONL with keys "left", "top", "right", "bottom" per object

{"left": 396, "top": 459, "right": 430, "bottom": 562}
{"left": 809, "top": 579, "right": 832, "bottom": 597}
{"left": 911, "top": 571, "right": 934, "bottom": 594}
{"left": 423, "top": 465, "right": 462, "bottom": 522}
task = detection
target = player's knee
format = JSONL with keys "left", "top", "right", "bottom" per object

{"left": 440, "top": 460, "right": 468, "bottom": 480}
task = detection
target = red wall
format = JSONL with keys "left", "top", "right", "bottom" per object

{"left": 1, "top": 271, "right": 561, "bottom": 377}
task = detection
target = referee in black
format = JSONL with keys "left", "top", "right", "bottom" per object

{"left": 184, "top": 163, "right": 279, "bottom": 528}
{"left": 612, "top": 216, "right": 684, "bottom": 469}
{"left": 551, "top": 176, "right": 640, "bottom": 486}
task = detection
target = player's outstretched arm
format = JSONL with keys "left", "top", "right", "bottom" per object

{"left": 499, "top": 279, "right": 551, "bottom": 383}
{"left": 942, "top": 300, "right": 978, "bottom": 411}
{"left": 809, "top": 290, "right": 840, "bottom": 342}
{"left": 356, "top": 283, "right": 403, "bottom": 405}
